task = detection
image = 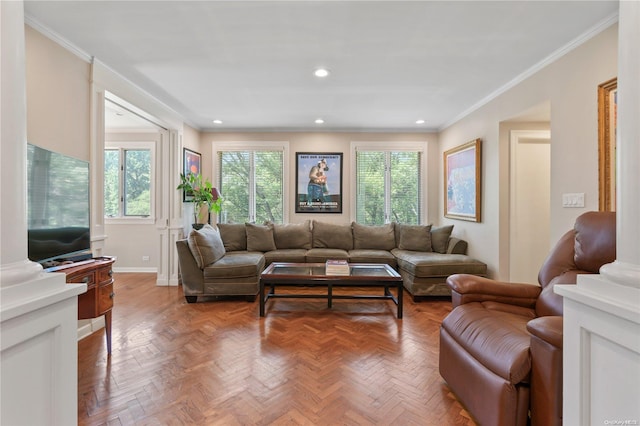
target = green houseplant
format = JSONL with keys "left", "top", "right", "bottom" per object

{"left": 177, "top": 173, "right": 222, "bottom": 228}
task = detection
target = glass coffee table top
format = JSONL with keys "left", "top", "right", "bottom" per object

{"left": 264, "top": 263, "right": 400, "bottom": 278}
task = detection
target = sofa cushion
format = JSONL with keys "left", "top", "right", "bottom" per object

{"left": 393, "top": 250, "right": 487, "bottom": 277}
{"left": 398, "top": 224, "right": 432, "bottom": 251}
{"left": 430, "top": 225, "right": 454, "bottom": 253}
{"left": 312, "top": 221, "right": 353, "bottom": 250}
{"left": 352, "top": 222, "right": 396, "bottom": 250}
{"left": 217, "top": 223, "right": 247, "bottom": 251}
{"left": 264, "top": 249, "right": 308, "bottom": 265}
{"left": 246, "top": 223, "right": 276, "bottom": 252}
{"left": 348, "top": 249, "right": 397, "bottom": 269}
{"left": 187, "top": 224, "right": 226, "bottom": 269}
{"left": 203, "top": 252, "right": 265, "bottom": 279}
{"left": 441, "top": 302, "right": 532, "bottom": 384}
{"left": 306, "top": 248, "right": 349, "bottom": 263}
{"left": 271, "top": 220, "right": 312, "bottom": 249}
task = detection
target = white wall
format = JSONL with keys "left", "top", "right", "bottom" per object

{"left": 201, "top": 131, "right": 439, "bottom": 225}
{"left": 103, "top": 132, "right": 162, "bottom": 270}
{"left": 25, "top": 25, "right": 90, "bottom": 160}
{"left": 438, "top": 24, "right": 618, "bottom": 278}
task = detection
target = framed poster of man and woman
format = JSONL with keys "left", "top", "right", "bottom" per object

{"left": 295, "top": 152, "right": 343, "bottom": 213}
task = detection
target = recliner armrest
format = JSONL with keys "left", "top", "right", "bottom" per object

{"left": 527, "top": 315, "right": 564, "bottom": 426}
{"left": 527, "top": 316, "right": 563, "bottom": 349}
{"left": 447, "top": 274, "right": 541, "bottom": 309}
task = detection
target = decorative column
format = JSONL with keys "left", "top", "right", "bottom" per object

{"left": 0, "top": 0, "right": 41, "bottom": 286}
{"left": 556, "top": 3, "right": 640, "bottom": 425}
{"left": 1, "top": 2, "right": 86, "bottom": 425}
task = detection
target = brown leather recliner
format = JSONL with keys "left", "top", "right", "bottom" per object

{"left": 439, "top": 211, "right": 616, "bottom": 426}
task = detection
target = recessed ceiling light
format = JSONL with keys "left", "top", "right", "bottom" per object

{"left": 315, "top": 118, "right": 325, "bottom": 124}
{"left": 415, "top": 119, "right": 425, "bottom": 124}
{"left": 314, "top": 68, "right": 329, "bottom": 78}
{"left": 213, "top": 119, "right": 223, "bottom": 124}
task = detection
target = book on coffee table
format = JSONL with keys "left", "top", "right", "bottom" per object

{"left": 325, "top": 259, "right": 350, "bottom": 275}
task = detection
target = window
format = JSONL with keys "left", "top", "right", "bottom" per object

{"left": 104, "top": 142, "right": 155, "bottom": 220}
{"left": 217, "top": 145, "right": 286, "bottom": 224}
{"left": 355, "top": 146, "right": 422, "bottom": 225}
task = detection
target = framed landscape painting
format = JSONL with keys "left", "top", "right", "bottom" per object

{"left": 295, "top": 152, "right": 343, "bottom": 213}
{"left": 444, "top": 139, "right": 482, "bottom": 222}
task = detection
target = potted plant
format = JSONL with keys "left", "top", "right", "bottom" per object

{"left": 177, "top": 173, "right": 222, "bottom": 229}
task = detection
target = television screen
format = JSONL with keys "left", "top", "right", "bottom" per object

{"left": 27, "top": 143, "right": 91, "bottom": 265}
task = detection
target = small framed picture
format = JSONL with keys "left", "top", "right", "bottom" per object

{"left": 295, "top": 152, "right": 343, "bottom": 213}
{"left": 183, "top": 148, "right": 201, "bottom": 202}
{"left": 444, "top": 139, "right": 482, "bottom": 222}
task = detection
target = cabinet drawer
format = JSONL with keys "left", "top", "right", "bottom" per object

{"left": 97, "top": 267, "right": 113, "bottom": 285}
{"left": 67, "top": 271, "right": 95, "bottom": 287}
{"left": 98, "top": 282, "right": 114, "bottom": 314}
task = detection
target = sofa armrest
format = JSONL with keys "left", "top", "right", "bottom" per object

{"left": 447, "top": 273, "right": 541, "bottom": 309}
{"left": 176, "top": 239, "right": 204, "bottom": 295}
{"left": 446, "top": 237, "right": 467, "bottom": 254}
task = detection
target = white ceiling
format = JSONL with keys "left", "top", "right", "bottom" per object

{"left": 24, "top": 1, "right": 618, "bottom": 132}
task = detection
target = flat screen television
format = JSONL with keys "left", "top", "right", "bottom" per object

{"left": 27, "top": 143, "right": 91, "bottom": 266}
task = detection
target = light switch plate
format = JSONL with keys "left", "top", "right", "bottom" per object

{"left": 562, "top": 193, "right": 585, "bottom": 208}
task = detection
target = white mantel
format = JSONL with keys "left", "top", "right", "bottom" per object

{"left": 556, "top": 2, "right": 640, "bottom": 424}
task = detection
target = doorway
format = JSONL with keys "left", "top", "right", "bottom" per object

{"left": 509, "top": 130, "right": 551, "bottom": 283}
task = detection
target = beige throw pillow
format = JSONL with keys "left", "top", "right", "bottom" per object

{"left": 399, "top": 224, "right": 433, "bottom": 251}
{"left": 312, "top": 221, "right": 353, "bottom": 250}
{"left": 271, "top": 220, "right": 312, "bottom": 249}
{"left": 187, "top": 224, "right": 226, "bottom": 269}
{"left": 217, "top": 223, "right": 247, "bottom": 251}
{"left": 352, "top": 222, "right": 396, "bottom": 250}
{"left": 246, "top": 223, "right": 277, "bottom": 252}
{"left": 431, "top": 225, "right": 454, "bottom": 254}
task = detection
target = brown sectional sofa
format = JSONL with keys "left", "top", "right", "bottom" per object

{"left": 176, "top": 220, "right": 487, "bottom": 303}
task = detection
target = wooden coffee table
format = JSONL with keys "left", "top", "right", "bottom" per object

{"left": 259, "top": 262, "right": 403, "bottom": 318}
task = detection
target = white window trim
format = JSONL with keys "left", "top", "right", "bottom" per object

{"left": 350, "top": 141, "right": 428, "bottom": 224}
{"left": 214, "top": 141, "right": 290, "bottom": 223}
{"left": 105, "top": 140, "right": 156, "bottom": 224}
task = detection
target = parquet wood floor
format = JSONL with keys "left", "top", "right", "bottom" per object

{"left": 78, "top": 273, "right": 475, "bottom": 425}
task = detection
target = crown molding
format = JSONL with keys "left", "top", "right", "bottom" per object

{"left": 24, "top": 15, "right": 92, "bottom": 63}
{"left": 440, "top": 11, "right": 620, "bottom": 131}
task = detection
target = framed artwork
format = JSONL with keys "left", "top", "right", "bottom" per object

{"left": 295, "top": 152, "right": 343, "bottom": 213}
{"left": 183, "top": 148, "right": 201, "bottom": 202}
{"left": 598, "top": 77, "right": 617, "bottom": 212}
{"left": 444, "top": 139, "right": 482, "bottom": 222}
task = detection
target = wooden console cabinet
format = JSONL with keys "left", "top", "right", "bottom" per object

{"left": 63, "top": 257, "right": 116, "bottom": 355}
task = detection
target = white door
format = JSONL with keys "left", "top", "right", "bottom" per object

{"left": 509, "top": 130, "right": 551, "bottom": 284}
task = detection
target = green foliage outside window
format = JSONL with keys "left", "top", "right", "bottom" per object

{"left": 218, "top": 150, "right": 283, "bottom": 224}
{"left": 104, "top": 148, "right": 151, "bottom": 218}
{"left": 356, "top": 150, "right": 421, "bottom": 225}
{"left": 104, "top": 150, "right": 119, "bottom": 217}
{"left": 124, "top": 150, "right": 151, "bottom": 216}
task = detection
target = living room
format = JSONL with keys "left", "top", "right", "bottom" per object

{"left": 2, "top": 1, "right": 639, "bottom": 425}
{"left": 23, "top": 18, "right": 618, "bottom": 283}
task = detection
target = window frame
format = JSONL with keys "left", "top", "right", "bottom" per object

{"left": 350, "top": 141, "right": 427, "bottom": 224}
{"left": 214, "top": 141, "right": 290, "bottom": 224}
{"left": 104, "top": 140, "right": 156, "bottom": 224}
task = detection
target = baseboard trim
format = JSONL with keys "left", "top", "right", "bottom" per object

{"left": 77, "top": 317, "right": 105, "bottom": 340}
{"left": 112, "top": 266, "right": 157, "bottom": 273}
